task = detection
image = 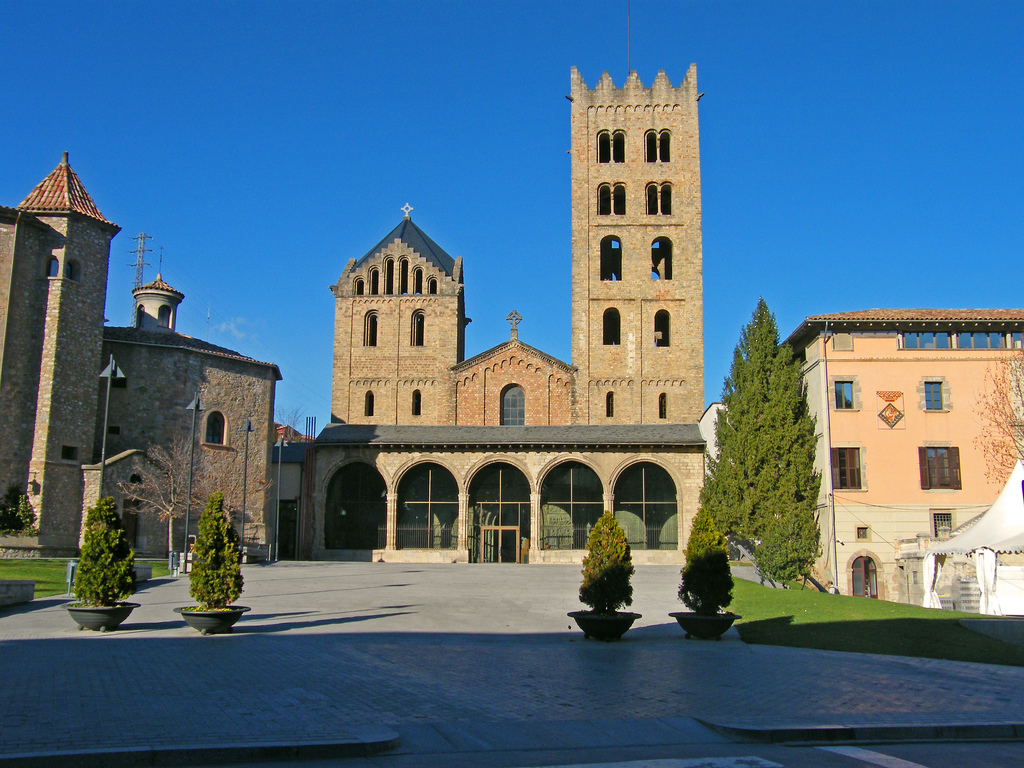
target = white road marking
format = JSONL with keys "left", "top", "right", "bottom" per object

{"left": 820, "top": 746, "right": 931, "bottom": 768}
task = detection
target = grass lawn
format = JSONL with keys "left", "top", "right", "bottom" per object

{"left": 0, "top": 558, "right": 171, "bottom": 598}
{"left": 732, "top": 578, "right": 1024, "bottom": 667}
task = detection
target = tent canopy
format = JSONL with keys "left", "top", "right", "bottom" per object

{"left": 931, "top": 461, "right": 1024, "bottom": 556}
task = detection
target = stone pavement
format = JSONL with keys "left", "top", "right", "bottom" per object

{"left": 2, "top": 562, "right": 1024, "bottom": 767}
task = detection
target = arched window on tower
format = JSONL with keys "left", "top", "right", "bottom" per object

{"left": 400, "top": 259, "right": 409, "bottom": 294}
{"left": 603, "top": 308, "right": 621, "bottom": 346}
{"left": 413, "top": 268, "right": 423, "bottom": 295}
{"left": 646, "top": 184, "right": 671, "bottom": 215}
{"left": 411, "top": 311, "right": 425, "bottom": 346}
{"left": 370, "top": 269, "right": 380, "bottom": 295}
{"left": 606, "top": 391, "right": 614, "bottom": 418}
{"left": 205, "top": 411, "right": 225, "bottom": 445}
{"left": 660, "top": 183, "right": 672, "bottom": 215}
{"left": 658, "top": 392, "right": 668, "bottom": 420}
{"left": 364, "top": 391, "right": 375, "bottom": 417}
{"left": 354, "top": 278, "right": 364, "bottom": 295}
{"left": 646, "top": 184, "right": 659, "bottom": 215}
{"left": 597, "top": 131, "right": 611, "bottom": 163}
{"left": 427, "top": 278, "right": 438, "bottom": 294}
{"left": 613, "top": 184, "right": 626, "bottom": 215}
{"left": 652, "top": 238, "right": 673, "bottom": 280}
{"left": 645, "top": 130, "right": 671, "bottom": 162}
{"left": 659, "top": 130, "right": 671, "bottom": 162}
{"left": 364, "top": 312, "right": 379, "bottom": 347}
{"left": 157, "top": 305, "right": 171, "bottom": 328}
{"left": 411, "top": 389, "right": 422, "bottom": 416}
{"left": 501, "top": 385, "right": 525, "bottom": 426}
{"left": 600, "top": 236, "right": 621, "bottom": 281}
{"left": 612, "top": 131, "right": 625, "bottom": 163}
{"left": 64, "top": 260, "right": 80, "bottom": 281}
{"left": 384, "top": 259, "right": 394, "bottom": 294}
{"left": 47, "top": 258, "right": 60, "bottom": 278}
{"left": 654, "top": 310, "right": 671, "bottom": 347}
{"left": 135, "top": 305, "right": 145, "bottom": 328}
{"left": 597, "top": 184, "right": 611, "bottom": 216}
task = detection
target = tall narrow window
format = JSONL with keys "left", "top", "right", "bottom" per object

{"left": 364, "top": 312, "right": 379, "bottom": 346}
{"left": 651, "top": 238, "right": 672, "bottom": 280}
{"left": 364, "top": 391, "right": 375, "bottom": 417}
{"left": 646, "top": 184, "right": 659, "bottom": 215}
{"left": 205, "top": 411, "right": 225, "bottom": 445}
{"left": 919, "top": 447, "right": 961, "bottom": 490}
{"left": 64, "top": 260, "right": 81, "bottom": 281}
{"left": 832, "top": 448, "right": 862, "bottom": 489}
{"left": 612, "top": 184, "right": 626, "bottom": 215}
{"left": 597, "top": 131, "right": 611, "bottom": 163}
{"left": 157, "top": 305, "right": 171, "bottom": 328}
{"left": 501, "top": 385, "right": 525, "bottom": 426}
{"left": 354, "top": 278, "right": 365, "bottom": 295}
{"left": 411, "top": 311, "right": 425, "bottom": 346}
{"left": 413, "top": 268, "right": 423, "bottom": 294}
{"left": 660, "top": 183, "right": 672, "bottom": 214}
{"left": 47, "top": 258, "right": 59, "bottom": 277}
{"left": 654, "top": 310, "right": 670, "bottom": 347}
{"left": 135, "top": 305, "right": 145, "bottom": 328}
{"left": 658, "top": 392, "right": 667, "bottom": 419}
{"left": 598, "top": 184, "right": 611, "bottom": 216}
{"left": 411, "top": 389, "right": 422, "bottom": 416}
{"left": 600, "top": 236, "right": 621, "bottom": 281}
{"left": 612, "top": 131, "right": 625, "bottom": 163}
{"left": 400, "top": 259, "right": 409, "bottom": 294}
{"left": 603, "top": 308, "right": 621, "bottom": 345}
{"left": 606, "top": 391, "right": 614, "bottom": 418}
{"left": 925, "top": 381, "right": 944, "bottom": 410}
{"left": 384, "top": 260, "right": 394, "bottom": 294}
{"left": 834, "top": 380, "right": 854, "bottom": 409}
{"left": 659, "top": 130, "right": 670, "bottom": 162}
{"left": 645, "top": 130, "right": 658, "bottom": 162}
{"left": 428, "top": 278, "right": 438, "bottom": 294}
{"left": 370, "top": 269, "right": 379, "bottom": 295}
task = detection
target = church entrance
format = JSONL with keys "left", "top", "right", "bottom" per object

{"left": 468, "top": 463, "right": 530, "bottom": 564}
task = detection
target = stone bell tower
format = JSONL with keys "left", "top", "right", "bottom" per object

{"left": 569, "top": 67, "right": 704, "bottom": 425}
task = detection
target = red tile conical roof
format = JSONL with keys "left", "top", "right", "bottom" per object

{"left": 18, "top": 152, "right": 114, "bottom": 226}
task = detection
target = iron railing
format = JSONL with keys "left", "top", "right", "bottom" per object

{"left": 540, "top": 523, "right": 677, "bottom": 551}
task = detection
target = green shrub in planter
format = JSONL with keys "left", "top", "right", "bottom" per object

{"left": 74, "top": 497, "right": 135, "bottom": 607}
{"left": 678, "top": 507, "right": 733, "bottom": 616}
{"left": 189, "top": 492, "right": 243, "bottom": 610}
{"left": 579, "top": 511, "right": 634, "bottom": 615}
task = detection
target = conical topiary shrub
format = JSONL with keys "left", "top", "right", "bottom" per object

{"left": 74, "top": 497, "right": 135, "bottom": 607}
{"left": 678, "top": 507, "right": 733, "bottom": 616}
{"left": 579, "top": 510, "right": 635, "bottom": 616}
{"left": 189, "top": 492, "right": 243, "bottom": 610}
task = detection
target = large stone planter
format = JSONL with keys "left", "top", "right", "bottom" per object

{"left": 175, "top": 606, "right": 251, "bottom": 635}
{"left": 669, "top": 611, "right": 739, "bottom": 640}
{"left": 67, "top": 602, "right": 140, "bottom": 632}
{"left": 567, "top": 611, "right": 641, "bottom": 641}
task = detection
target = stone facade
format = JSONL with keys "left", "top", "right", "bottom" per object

{"left": 313, "top": 67, "right": 707, "bottom": 565}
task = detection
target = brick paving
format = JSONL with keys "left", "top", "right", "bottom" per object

{"left": 2, "top": 562, "right": 1024, "bottom": 760}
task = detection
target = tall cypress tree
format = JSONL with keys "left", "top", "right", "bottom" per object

{"left": 700, "top": 298, "right": 821, "bottom": 581}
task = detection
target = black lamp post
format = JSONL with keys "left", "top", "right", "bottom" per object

{"left": 274, "top": 436, "right": 284, "bottom": 562}
{"left": 240, "top": 418, "right": 254, "bottom": 559}
{"left": 97, "top": 355, "right": 126, "bottom": 498}
{"left": 183, "top": 391, "right": 203, "bottom": 573}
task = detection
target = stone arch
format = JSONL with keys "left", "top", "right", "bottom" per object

{"left": 395, "top": 461, "right": 459, "bottom": 550}
{"left": 609, "top": 459, "right": 681, "bottom": 551}
{"left": 323, "top": 460, "right": 387, "bottom": 551}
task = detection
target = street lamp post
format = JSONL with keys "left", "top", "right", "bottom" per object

{"left": 274, "top": 437, "right": 284, "bottom": 562}
{"left": 183, "top": 391, "right": 203, "bottom": 573}
{"left": 240, "top": 418, "right": 254, "bottom": 560}
{"left": 97, "top": 355, "right": 126, "bottom": 498}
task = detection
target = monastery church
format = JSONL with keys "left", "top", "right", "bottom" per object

{"left": 312, "top": 66, "right": 707, "bottom": 564}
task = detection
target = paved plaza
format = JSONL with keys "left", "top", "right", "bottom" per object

{"left": 2, "top": 562, "right": 1024, "bottom": 767}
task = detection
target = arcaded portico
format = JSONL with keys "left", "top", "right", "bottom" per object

{"left": 312, "top": 425, "right": 703, "bottom": 564}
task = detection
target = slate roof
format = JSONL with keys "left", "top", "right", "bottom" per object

{"left": 317, "top": 423, "right": 703, "bottom": 448}
{"left": 103, "top": 327, "right": 282, "bottom": 379}
{"left": 354, "top": 217, "right": 456, "bottom": 276}
{"left": 786, "top": 308, "right": 1024, "bottom": 347}
{"left": 18, "top": 153, "right": 116, "bottom": 227}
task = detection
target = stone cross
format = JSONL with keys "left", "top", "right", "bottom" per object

{"left": 401, "top": 203, "right": 413, "bottom": 218}
{"left": 507, "top": 310, "right": 521, "bottom": 340}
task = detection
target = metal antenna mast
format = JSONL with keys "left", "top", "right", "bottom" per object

{"left": 128, "top": 233, "right": 152, "bottom": 326}
{"left": 627, "top": 0, "right": 631, "bottom": 75}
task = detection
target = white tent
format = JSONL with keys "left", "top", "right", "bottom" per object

{"left": 923, "top": 461, "right": 1024, "bottom": 615}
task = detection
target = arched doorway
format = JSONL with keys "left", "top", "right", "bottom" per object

{"left": 613, "top": 462, "right": 678, "bottom": 550}
{"left": 396, "top": 463, "right": 458, "bottom": 550}
{"left": 324, "top": 463, "right": 386, "bottom": 552}
{"left": 469, "top": 463, "right": 530, "bottom": 563}
{"left": 539, "top": 461, "right": 603, "bottom": 550}
{"left": 852, "top": 556, "right": 878, "bottom": 598}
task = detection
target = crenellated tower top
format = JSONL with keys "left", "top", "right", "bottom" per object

{"left": 569, "top": 65, "right": 698, "bottom": 108}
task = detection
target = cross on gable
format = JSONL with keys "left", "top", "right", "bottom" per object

{"left": 401, "top": 203, "right": 413, "bottom": 218}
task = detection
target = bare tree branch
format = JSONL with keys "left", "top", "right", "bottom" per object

{"left": 975, "top": 350, "right": 1024, "bottom": 483}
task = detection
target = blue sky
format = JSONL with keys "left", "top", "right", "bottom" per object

{"left": 3, "top": 1, "right": 1022, "bottom": 428}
